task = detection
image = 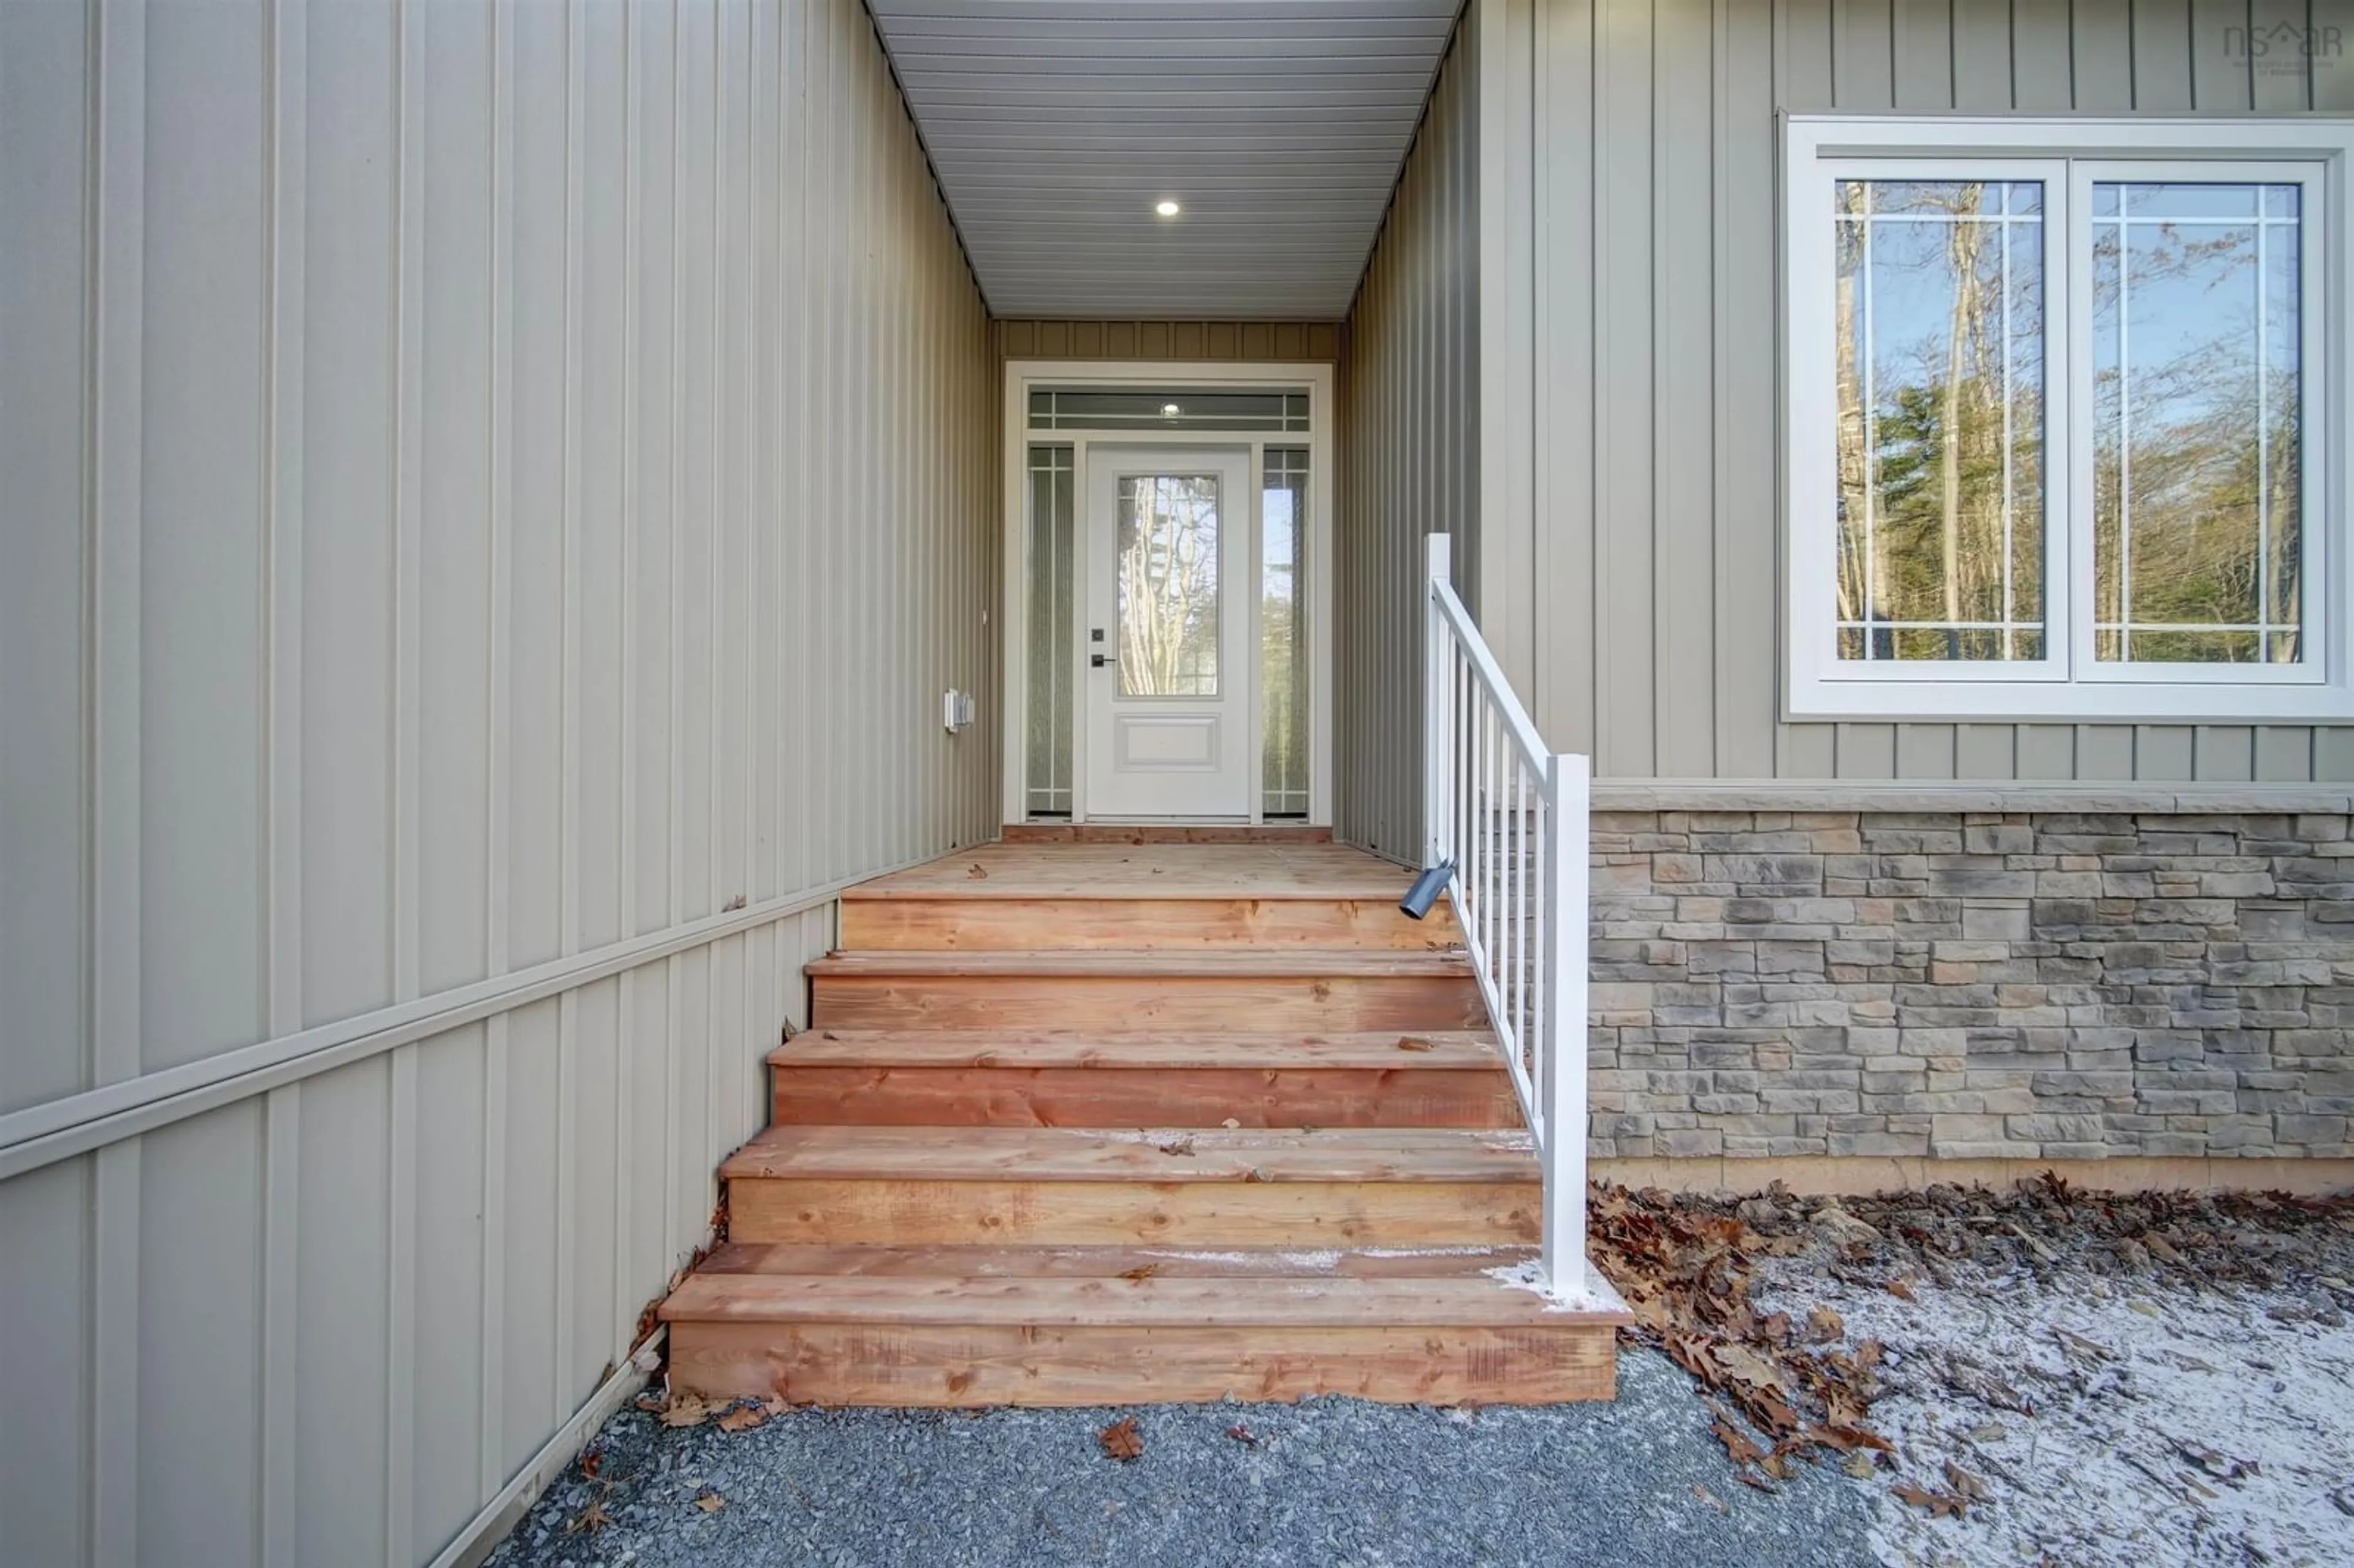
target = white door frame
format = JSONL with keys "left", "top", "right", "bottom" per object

{"left": 1000, "top": 359, "right": 1336, "bottom": 826}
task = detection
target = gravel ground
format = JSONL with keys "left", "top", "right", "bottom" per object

{"left": 486, "top": 1347, "right": 1875, "bottom": 1568}
{"left": 1758, "top": 1257, "right": 2354, "bottom": 1568}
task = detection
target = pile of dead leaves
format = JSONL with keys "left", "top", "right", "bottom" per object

{"left": 1720, "top": 1173, "right": 2354, "bottom": 1301}
{"left": 1589, "top": 1182, "right": 1894, "bottom": 1490}
{"left": 633, "top": 1387, "right": 790, "bottom": 1433}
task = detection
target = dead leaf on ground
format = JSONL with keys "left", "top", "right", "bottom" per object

{"left": 2053, "top": 1326, "right": 2115, "bottom": 1362}
{"left": 717, "top": 1402, "right": 766, "bottom": 1433}
{"left": 566, "top": 1499, "right": 614, "bottom": 1536}
{"left": 580, "top": 1449, "right": 603, "bottom": 1480}
{"left": 695, "top": 1490, "right": 726, "bottom": 1513}
{"left": 1710, "top": 1410, "right": 1766, "bottom": 1468}
{"left": 1691, "top": 1483, "right": 1727, "bottom": 1513}
{"left": 1119, "top": 1262, "right": 1162, "bottom": 1282}
{"left": 1099, "top": 1417, "right": 1145, "bottom": 1461}
{"left": 1945, "top": 1357, "right": 2034, "bottom": 1415}
{"left": 1805, "top": 1305, "right": 1845, "bottom": 1343}
{"left": 1395, "top": 1036, "right": 1437, "bottom": 1052}
{"left": 1842, "top": 1452, "right": 1877, "bottom": 1480}
{"left": 1226, "top": 1423, "right": 1258, "bottom": 1445}
{"left": 1943, "top": 1460, "right": 1990, "bottom": 1502}
{"left": 1892, "top": 1481, "right": 1970, "bottom": 1518}
{"left": 658, "top": 1393, "right": 714, "bottom": 1429}
{"left": 1886, "top": 1276, "right": 1918, "bottom": 1302}
{"left": 1712, "top": 1342, "right": 1791, "bottom": 1395}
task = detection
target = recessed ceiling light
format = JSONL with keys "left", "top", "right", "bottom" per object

{"left": 1162, "top": 403, "right": 1182, "bottom": 417}
{"left": 1154, "top": 199, "right": 1181, "bottom": 218}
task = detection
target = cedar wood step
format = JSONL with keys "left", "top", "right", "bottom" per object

{"left": 721, "top": 1125, "right": 1544, "bottom": 1248}
{"left": 695, "top": 1241, "right": 1543, "bottom": 1278}
{"left": 720, "top": 1124, "right": 1541, "bottom": 1184}
{"left": 840, "top": 895, "right": 1455, "bottom": 950}
{"left": 661, "top": 1256, "right": 1628, "bottom": 1405}
{"left": 768, "top": 1029, "right": 1518, "bottom": 1128}
{"left": 1000, "top": 823, "right": 1334, "bottom": 844}
{"left": 806, "top": 948, "right": 1487, "bottom": 1031}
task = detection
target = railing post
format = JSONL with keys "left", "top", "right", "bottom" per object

{"left": 1541, "top": 750, "right": 1590, "bottom": 1300}
{"left": 1423, "top": 533, "right": 1452, "bottom": 869}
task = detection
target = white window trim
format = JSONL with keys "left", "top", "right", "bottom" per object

{"left": 1783, "top": 115, "right": 2354, "bottom": 722}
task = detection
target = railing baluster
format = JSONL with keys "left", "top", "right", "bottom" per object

{"left": 1532, "top": 785, "right": 1548, "bottom": 1143}
{"left": 1514, "top": 762, "right": 1529, "bottom": 1085}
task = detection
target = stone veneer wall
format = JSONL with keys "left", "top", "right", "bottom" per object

{"left": 1586, "top": 793, "right": 2354, "bottom": 1163}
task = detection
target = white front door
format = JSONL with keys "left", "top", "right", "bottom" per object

{"left": 1083, "top": 444, "right": 1254, "bottom": 818}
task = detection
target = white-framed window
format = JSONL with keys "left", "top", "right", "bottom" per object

{"left": 1784, "top": 116, "right": 2354, "bottom": 721}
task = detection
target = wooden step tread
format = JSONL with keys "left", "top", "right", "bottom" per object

{"left": 661, "top": 1269, "right": 1629, "bottom": 1329}
{"left": 696, "top": 1242, "right": 1537, "bottom": 1277}
{"left": 806, "top": 949, "right": 1471, "bottom": 978}
{"left": 719, "top": 1124, "right": 1539, "bottom": 1184}
{"left": 849, "top": 844, "right": 1418, "bottom": 902}
{"left": 1001, "top": 824, "right": 1333, "bottom": 845}
{"left": 769, "top": 1029, "right": 1504, "bottom": 1071}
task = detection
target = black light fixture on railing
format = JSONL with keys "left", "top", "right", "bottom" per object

{"left": 1398, "top": 859, "right": 1453, "bottom": 920}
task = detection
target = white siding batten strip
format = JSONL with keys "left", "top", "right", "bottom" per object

{"left": 86, "top": 4, "right": 146, "bottom": 1551}
{"left": 479, "top": 0, "right": 517, "bottom": 1501}
{"left": 259, "top": 5, "right": 307, "bottom": 1548}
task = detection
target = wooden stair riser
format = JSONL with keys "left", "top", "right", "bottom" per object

{"left": 999, "top": 824, "right": 1334, "bottom": 845}
{"left": 771, "top": 1065, "right": 1520, "bottom": 1128}
{"left": 727, "top": 1176, "right": 1542, "bottom": 1248}
{"left": 840, "top": 896, "right": 1453, "bottom": 951}
{"left": 669, "top": 1320, "right": 1614, "bottom": 1406}
{"left": 809, "top": 973, "right": 1489, "bottom": 1031}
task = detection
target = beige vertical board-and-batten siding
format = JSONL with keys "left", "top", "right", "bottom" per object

{"left": 1479, "top": 0, "right": 2354, "bottom": 782}
{"left": 0, "top": 1, "right": 996, "bottom": 1564}
{"left": 1335, "top": 6, "right": 1482, "bottom": 860}
{"left": 992, "top": 319, "right": 1344, "bottom": 363}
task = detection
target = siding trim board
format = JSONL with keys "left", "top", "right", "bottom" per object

{"left": 1590, "top": 780, "right": 2354, "bottom": 812}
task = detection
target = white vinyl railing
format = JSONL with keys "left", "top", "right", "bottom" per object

{"left": 1422, "top": 535, "right": 1592, "bottom": 1300}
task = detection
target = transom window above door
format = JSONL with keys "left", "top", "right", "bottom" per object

{"left": 1783, "top": 117, "right": 2354, "bottom": 721}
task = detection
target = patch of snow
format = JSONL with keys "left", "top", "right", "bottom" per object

{"left": 1754, "top": 1258, "right": 2354, "bottom": 1567}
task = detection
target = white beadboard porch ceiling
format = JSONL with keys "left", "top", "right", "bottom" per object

{"left": 866, "top": 0, "right": 1461, "bottom": 321}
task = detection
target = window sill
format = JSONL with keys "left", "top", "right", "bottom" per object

{"left": 1786, "top": 677, "right": 2354, "bottom": 724}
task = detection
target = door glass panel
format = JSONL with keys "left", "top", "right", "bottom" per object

{"left": 2092, "top": 181, "right": 2304, "bottom": 663}
{"left": 1114, "top": 474, "right": 1221, "bottom": 697}
{"left": 1263, "top": 448, "right": 1309, "bottom": 816}
{"left": 1029, "top": 388, "right": 1309, "bottom": 431}
{"left": 1025, "top": 444, "right": 1075, "bottom": 813}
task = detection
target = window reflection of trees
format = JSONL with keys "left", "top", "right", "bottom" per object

{"left": 2092, "top": 186, "right": 2302, "bottom": 664}
{"left": 1835, "top": 180, "right": 2046, "bottom": 662}
{"left": 1832, "top": 178, "right": 2304, "bottom": 667}
{"left": 1116, "top": 476, "right": 1222, "bottom": 696}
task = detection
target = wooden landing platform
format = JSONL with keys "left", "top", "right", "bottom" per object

{"left": 660, "top": 836, "right": 1626, "bottom": 1407}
